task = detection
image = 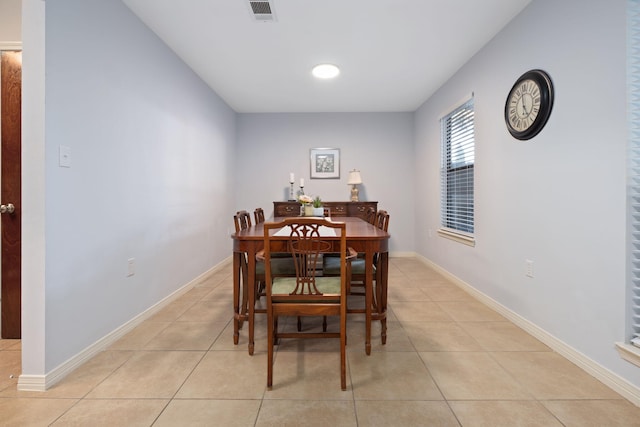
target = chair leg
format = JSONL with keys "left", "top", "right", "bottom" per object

{"left": 240, "top": 255, "right": 249, "bottom": 329}
{"left": 267, "top": 318, "right": 274, "bottom": 389}
{"left": 297, "top": 316, "right": 302, "bottom": 331}
{"left": 340, "top": 314, "right": 347, "bottom": 390}
{"left": 323, "top": 316, "right": 328, "bottom": 332}
{"left": 255, "top": 280, "right": 262, "bottom": 301}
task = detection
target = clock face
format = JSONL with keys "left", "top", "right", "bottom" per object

{"left": 504, "top": 70, "right": 554, "bottom": 140}
{"left": 507, "top": 79, "right": 541, "bottom": 132}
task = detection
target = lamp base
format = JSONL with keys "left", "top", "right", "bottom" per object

{"left": 350, "top": 185, "right": 359, "bottom": 202}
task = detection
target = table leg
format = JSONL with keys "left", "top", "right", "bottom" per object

{"left": 232, "top": 251, "right": 242, "bottom": 345}
{"left": 378, "top": 252, "right": 389, "bottom": 345}
{"left": 247, "top": 247, "right": 257, "bottom": 355}
{"left": 364, "top": 249, "right": 373, "bottom": 355}
{"left": 240, "top": 254, "right": 249, "bottom": 329}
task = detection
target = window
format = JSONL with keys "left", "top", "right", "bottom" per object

{"left": 617, "top": 0, "right": 640, "bottom": 367}
{"left": 440, "top": 98, "right": 475, "bottom": 243}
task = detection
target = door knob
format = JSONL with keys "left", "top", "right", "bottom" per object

{"left": 0, "top": 203, "right": 15, "bottom": 214}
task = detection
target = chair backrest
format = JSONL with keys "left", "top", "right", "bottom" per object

{"left": 365, "top": 207, "right": 377, "bottom": 225}
{"left": 254, "top": 207, "right": 265, "bottom": 224}
{"left": 263, "top": 217, "right": 347, "bottom": 298}
{"left": 375, "top": 210, "right": 390, "bottom": 232}
{"left": 234, "top": 210, "right": 252, "bottom": 232}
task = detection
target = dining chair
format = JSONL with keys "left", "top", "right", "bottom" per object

{"left": 323, "top": 210, "right": 390, "bottom": 344}
{"left": 262, "top": 217, "right": 356, "bottom": 390}
{"left": 234, "top": 210, "right": 252, "bottom": 232}
{"left": 233, "top": 210, "right": 295, "bottom": 351}
{"left": 375, "top": 209, "right": 390, "bottom": 232}
{"left": 254, "top": 207, "right": 265, "bottom": 224}
{"left": 365, "top": 206, "right": 377, "bottom": 225}
{"left": 233, "top": 210, "right": 253, "bottom": 327}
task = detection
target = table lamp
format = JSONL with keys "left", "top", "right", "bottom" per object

{"left": 347, "top": 169, "right": 363, "bottom": 202}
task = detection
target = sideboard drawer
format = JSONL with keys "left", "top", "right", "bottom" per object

{"left": 348, "top": 202, "right": 378, "bottom": 220}
{"left": 274, "top": 202, "right": 300, "bottom": 217}
{"left": 325, "top": 202, "right": 348, "bottom": 216}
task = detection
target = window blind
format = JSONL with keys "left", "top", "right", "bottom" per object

{"left": 441, "top": 98, "right": 475, "bottom": 234}
{"left": 628, "top": 0, "right": 640, "bottom": 345}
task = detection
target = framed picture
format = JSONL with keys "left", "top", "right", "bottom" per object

{"left": 310, "top": 148, "right": 340, "bottom": 179}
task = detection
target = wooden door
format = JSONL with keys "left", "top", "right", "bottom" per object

{"left": 1, "top": 51, "right": 21, "bottom": 338}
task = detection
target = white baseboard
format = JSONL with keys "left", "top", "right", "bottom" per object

{"left": 0, "top": 42, "right": 22, "bottom": 51}
{"left": 17, "top": 257, "right": 232, "bottom": 392}
{"left": 389, "top": 251, "right": 414, "bottom": 258}
{"left": 415, "top": 254, "right": 640, "bottom": 407}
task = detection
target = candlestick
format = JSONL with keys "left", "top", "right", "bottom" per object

{"left": 288, "top": 182, "right": 295, "bottom": 201}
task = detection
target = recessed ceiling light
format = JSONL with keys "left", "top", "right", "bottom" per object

{"left": 312, "top": 64, "right": 340, "bottom": 79}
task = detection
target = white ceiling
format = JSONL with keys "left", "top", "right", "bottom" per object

{"left": 121, "top": 0, "right": 532, "bottom": 113}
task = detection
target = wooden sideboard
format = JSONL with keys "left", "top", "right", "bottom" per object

{"left": 273, "top": 201, "right": 378, "bottom": 221}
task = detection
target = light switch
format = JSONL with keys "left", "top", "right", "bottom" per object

{"left": 59, "top": 145, "right": 71, "bottom": 168}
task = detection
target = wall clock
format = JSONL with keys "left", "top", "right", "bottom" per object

{"left": 504, "top": 69, "right": 554, "bottom": 140}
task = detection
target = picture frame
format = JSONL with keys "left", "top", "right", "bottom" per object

{"left": 310, "top": 148, "right": 340, "bottom": 179}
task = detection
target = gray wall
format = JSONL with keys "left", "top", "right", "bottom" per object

{"left": 236, "top": 112, "right": 415, "bottom": 255}
{"left": 24, "top": 0, "right": 236, "bottom": 373}
{"left": 415, "top": 0, "right": 635, "bottom": 387}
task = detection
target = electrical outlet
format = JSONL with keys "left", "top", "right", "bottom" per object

{"left": 127, "top": 258, "right": 135, "bottom": 277}
{"left": 525, "top": 259, "right": 534, "bottom": 278}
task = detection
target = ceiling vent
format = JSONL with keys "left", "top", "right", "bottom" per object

{"left": 247, "top": 0, "right": 277, "bottom": 22}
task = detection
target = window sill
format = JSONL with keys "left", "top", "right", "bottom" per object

{"left": 438, "top": 228, "right": 475, "bottom": 247}
{"left": 616, "top": 342, "right": 640, "bottom": 368}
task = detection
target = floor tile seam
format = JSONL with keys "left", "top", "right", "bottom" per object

{"left": 162, "top": 348, "right": 213, "bottom": 411}
{"left": 390, "top": 318, "right": 420, "bottom": 354}
{"left": 140, "top": 316, "right": 233, "bottom": 352}
{"left": 168, "top": 319, "right": 231, "bottom": 325}
{"left": 345, "top": 354, "right": 358, "bottom": 400}
{"left": 448, "top": 397, "right": 569, "bottom": 425}
{"left": 41, "top": 396, "right": 84, "bottom": 426}
{"left": 114, "top": 321, "right": 176, "bottom": 350}
{"left": 167, "top": 397, "right": 263, "bottom": 401}
{"left": 440, "top": 399, "right": 464, "bottom": 426}
{"left": 204, "top": 317, "right": 233, "bottom": 351}
{"left": 46, "top": 349, "right": 141, "bottom": 403}
{"left": 459, "top": 325, "right": 553, "bottom": 353}
{"left": 453, "top": 317, "right": 494, "bottom": 352}
{"left": 445, "top": 398, "right": 569, "bottom": 425}
{"left": 352, "top": 397, "right": 451, "bottom": 402}
{"left": 148, "top": 398, "right": 174, "bottom": 426}
{"left": 413, "top": 349, "right": 449, "bottom": 403}
{"left": 254, "top": 399, "right": 265, "bottom": 426}
{"left": 260, "top": 396, "right": 356, "bottom": 401}
{"left": 81, "top": 349, "right": 207, "bottom": 401}
{"left": 119, "top": 348, "right": 218, "bottom": 352}
{"left": 539, "top": 397, "right": 630, "bottom": 402}
{"left": 483, "top": 349, "right": 550, "bottom": 401}
{"left": 0, "top": 395, "right": 79, "bottom": 400}
{"left": 484, "top": 351, "right": 626, "bottom": 401}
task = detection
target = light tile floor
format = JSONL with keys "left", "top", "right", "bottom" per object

{"left": 2, "top": 257, "right": 640, "bottom": 426}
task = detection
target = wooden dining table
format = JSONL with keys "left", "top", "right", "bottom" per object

{"left": 231, "top": 216, "right": 390, "bottom": 355}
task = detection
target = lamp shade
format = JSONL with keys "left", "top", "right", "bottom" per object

{"left": 347, "top": 170, "right": 362, "bottom": 185}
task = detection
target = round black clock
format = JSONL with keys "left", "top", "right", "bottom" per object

{"left": 504, "top": 69, "right": 554, "bottom": 140}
